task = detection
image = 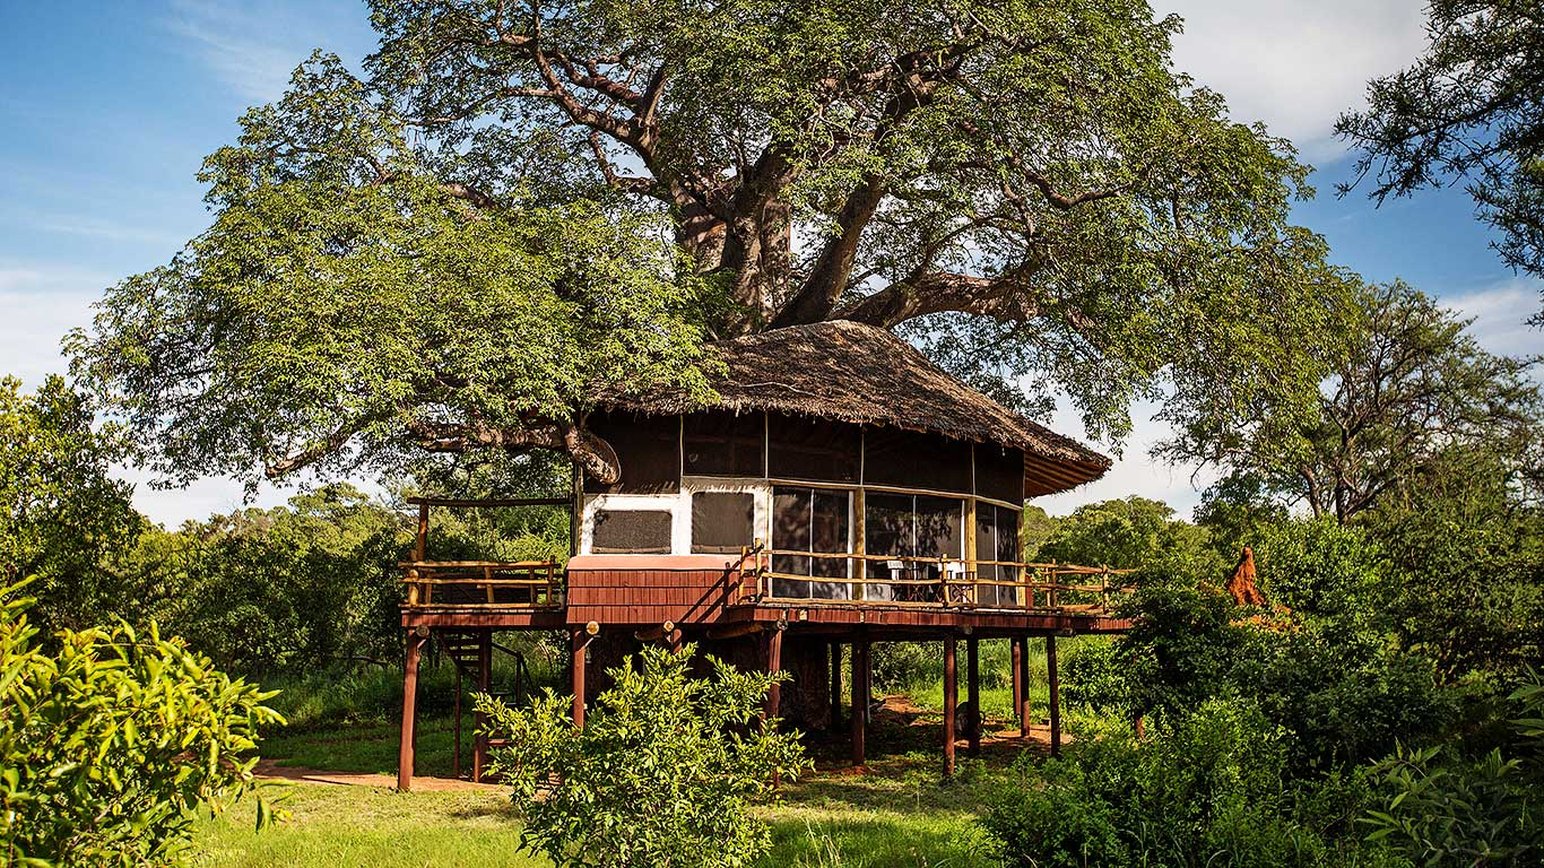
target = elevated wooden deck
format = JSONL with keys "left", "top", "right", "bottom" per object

{"left": 400, "top": 553, "right": 1132, "bottom": 635}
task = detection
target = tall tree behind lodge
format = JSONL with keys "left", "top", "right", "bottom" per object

{"left": 71, "top": 0, "right": 1354, "bottom": 485}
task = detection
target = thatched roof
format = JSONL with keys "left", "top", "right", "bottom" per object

{"left": 609, "top": 320, "right": 1110, "bottom": 497}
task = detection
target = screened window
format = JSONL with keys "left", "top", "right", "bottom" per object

{"left": 863, "top": 493, "right": 963, "bottom": 602}
{"left": 767, "top": 416, "right": 860, "bottom": 482}
{"left": 864, "top": 427, "right": 971, "bottom": 493}
{"left": 975, "top": 504, "right": 1021, "bottom": 607}
{"left": 770, "top": 487, "right": 851, "bottom": 599}
{"left": 691, "top": 492, "right": 755, "bottom": 554}
{"left": 591, "top": 509, "right": 672, "bottom": 554}
{"left": 683, "top": 411, "right": 765, "bottom": 477}
{"left": 583, "top": 412, "right": 680, "bottom": 495}
{"left": 975, "top": 444, "right": 1025, "bottom": 503}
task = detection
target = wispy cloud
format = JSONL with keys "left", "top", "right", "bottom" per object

{"left": 163, "top": 0, "right": 314, "bottom": 102}
{"left": 31, "top": 214, "right": 188, "bottom": 246}
{"left": 1445, "top": 277, "right": 1543, "bottom": 362}
{"left": 1162, "top": 0, "right": 1428, "bottom": 163}
{"left": 0, "top": 262, "right": 113, "bottom": 387}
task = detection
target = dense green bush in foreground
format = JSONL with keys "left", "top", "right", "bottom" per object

{"left": 0, "top": 581, "right": 281, "bottom": 866}
{"left": 478, "top": 644, "right": 810, "bottom": 868}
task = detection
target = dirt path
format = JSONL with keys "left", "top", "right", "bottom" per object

{"left": 254, "top": 759, "right": 504, "bottom": 792}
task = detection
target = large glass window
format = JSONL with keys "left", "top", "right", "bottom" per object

{"left": 591, "top": 509, "right": 672, "bottom": 554}
{"left": 975, "top": 504, "right": 1021, "bottom": 607}
{"left": 770, "top": 487, "right": 851, "bottom": 599}
{"left": 863, "top": 493, "right": 963, "bottom": 602}
{"left": 691, "top": 492, "right": 755, "bottom": 554}
{"left": 683, "top": 411, "right": 764, "bottom": 477}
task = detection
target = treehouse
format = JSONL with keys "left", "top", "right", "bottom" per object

{"left": 396, "top": 320, "right": 1134, "bottom": 789}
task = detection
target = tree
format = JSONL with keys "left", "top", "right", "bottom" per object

{"left": 476, "top": 643, "right": 808, "bottom": 868}
{"left": 71, "top": 0, "right": 1351, "bottom": 485}
{"left": 1036, "top": 496, "right": 1222, "bottom": 581}
{"left": 0, "top": 376, "right": 144, "bottom": 635}
{"left": 0, "top": 581, "right": 282, "bottom": 865}
{"left": 1337, "top": 0, "right": 1544, "bottom": 318}
{"left": 1164, "top": 280, "right": 1542, "bottom": 523}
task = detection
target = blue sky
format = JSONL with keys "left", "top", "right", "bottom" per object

{"left": 0, "top": 0, "right": 1537, "bottom": 525}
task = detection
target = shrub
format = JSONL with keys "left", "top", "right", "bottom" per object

{"left": 0, "top": 580, "right": 282, "bottom": 866}
{"left": 477, "top": 643, "right": 809, "bottom": 868}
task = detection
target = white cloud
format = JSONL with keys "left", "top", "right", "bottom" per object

{"left": 0, "top": 264, "right": 110, "bottom": 387}
{"left": 1444, "top": 277, "right": 1543, "bottom": 361}
{"left": 1160, "top": 0, "right": 1428, "bottom": 162}
{"left": 164, "top": 0, "right": 320, "bottom": 102}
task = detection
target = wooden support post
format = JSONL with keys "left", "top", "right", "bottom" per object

{"left": 829, "top": 642, "right": 843, "bottom": 732}
{"left": 851, "top": 635, "right": 868, "bottom": 766}
{"left": 1019, "top": 635, "right": 1033, "bottom": 738}
{"left": 1047, "top": 634, "right": 1062, "bottom": 757}
{"left": 967, "top": 636, "right": 980, "bottom": 756}
{"left": 765, "top": 626, "right": 784, "bottom": 720}
{"left": 397, "top": 630, "right": 427, "bottom": 791}
{"left": 452, "top": 660, "right": 463, "bottom": 779}
{"left": 943, "top": 636, "right": 958, "bottom": 777}
{"left": 1011, "top": 637, "right": 1025, "bottom": 737}
{"left": 473, "top": 629, "right": 492, "bottom": 782}
{"left": 571, "top": 626, "right": 591, "bottom": 728}
{"left": 414, "top": 503, "right": 429, "bottom": 561}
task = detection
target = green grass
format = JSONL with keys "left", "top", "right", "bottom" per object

{"left": 193, "top": 751, "right": 1001, "bottom": 868}
{"left": 192, "top": 781, "right": 543, "bottom": 867}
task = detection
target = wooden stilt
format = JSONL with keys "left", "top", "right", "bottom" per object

{"left": 571, "top": 626, "right": 591, "bottom": 728}
{"left": 966, "top": 636, "right": 980, "bottom": 756}
{"left": 851, "top": 636, "right": 868, "bottom": 766}
{"left": 765, "top": 626, "right": 784, "bottom": 720}
{"left": 1047, "top": 634, "right": 1061, "bottom": 757}
{"left": 1019, "top": 635, "right": 1032, "bottom": 738}
{"left": 1011, "top": 636, "right": 1025, "bottom": 737}
{"left": 473, "top": 629, "right": 492, "bottom": 782}
{"left": 452, "top": 660, "right": 463, "bottom": 779}
{"left": 397, "top": 631, "right": 426, "bottom": 792}
{"left": 943, "top": 635, "right": 958, "bottom": 777}
{"left": 829, "top": 642, "right": 843, "bottom": 732}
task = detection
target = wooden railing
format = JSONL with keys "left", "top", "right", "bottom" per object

{"left": 402, "top": 560, "right": 565, "bottom": 609}
{"left": 741, "top": 549, "right": 1136, "bottom": 614}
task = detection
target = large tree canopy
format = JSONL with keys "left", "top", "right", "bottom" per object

{"left": 1163, "top": 280, "right": 1542, "bottom": 523}
{"left": 1337, "top": 0, "right": 1544, "bottom": 318}
{"left": 72, "top": 0, "right": 1350, "bottom": 483}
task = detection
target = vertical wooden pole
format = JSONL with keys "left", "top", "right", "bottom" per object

{"left": 829, "top": 641, "right": 843, "bottom": 732}
{"left": 473, "top": 629, "right": 492, "bottom": 782}
{"left": 943, "top": 636, "right": 958, "bottom": 777}
{"left": 851, "top": 635, "right": 868, "bottom": 766}
{"left": 765, "top": 626, "right": 784, "bottom": 720}
{"left": 1011, "top": 637, "right": 1025, "bottom": 737}
{"left": 414, "top": 503, "right": 429, "bottom": 561}
{"left": 571, "top": 627, "right": 590, "bottom": 728}
{"left": 966, "top": 636, "right": 980, "bottom": 756}
{"left": 452, "top": 661, "right": 463, "bottom": 779}
{"left": 397, "top": 631, "right": 426, "bottom": 791}
{"left": 1019, "top": 635, "right": 1033, "bottom": 738}
{"left": 1047, "top": 634, "right": 1061, "bottom": 757}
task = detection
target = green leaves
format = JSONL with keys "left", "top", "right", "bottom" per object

{"left": 0, "top": 581, "right": 283, "bottom": 866}
{"left": 476, "top": 643, "right": 810, "bottom": 868}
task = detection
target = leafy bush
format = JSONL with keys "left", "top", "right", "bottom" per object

{"left": 477, "top": 643, "right": 809, "bottom": 868}
{"left": 1362, "top": 673, "right": 1544, "bottom": 865}
{"left": 0, "top": 580, "right": 282, "bottom": 866}
{"left": 983, "top": 699, "right": 1389, "bottom": 867}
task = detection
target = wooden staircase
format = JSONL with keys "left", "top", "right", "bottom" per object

{"left": 434, "top": 630, "right": 528, "bottom": 781}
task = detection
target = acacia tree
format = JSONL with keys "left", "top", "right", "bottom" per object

{"left": 71, "top": 0, "right": 1350, "bottom": 484}
{"left": 1163, "top": 280, "right": 1542, "bottom": 523}
{"left": 1338, "top": 0, "right": 1544, "bottom": 317}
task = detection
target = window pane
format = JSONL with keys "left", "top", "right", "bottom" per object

{"left": 771, "top": 489, "right": 811, "bottom": 596}
{"left": 683, "top": 411, "right": 764, "bottom": 477}
{"left": 994, "top": 506, "right": 1021, "bottom": 607}
{"left": 691, "top": 492, "right": 755, "bottom": 554}
{"left": 809, "top": 490, "right": 851, "bottom": 599}
{"left": 592, "top": 510, "right": 672, "bottom": 554}
{"left": 975, "top": 503, "right": 1001, "bottom": 605}
{"left": 863, "top": 493, "right": 913, "bottom": 601}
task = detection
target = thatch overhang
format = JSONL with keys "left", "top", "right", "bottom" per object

{"left": 601, "top": 319, "right": 1111, "bottom": 498}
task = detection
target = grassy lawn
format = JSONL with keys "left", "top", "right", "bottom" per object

{"left": 195, "top": 721, "right": 1009, "bottom": 867}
